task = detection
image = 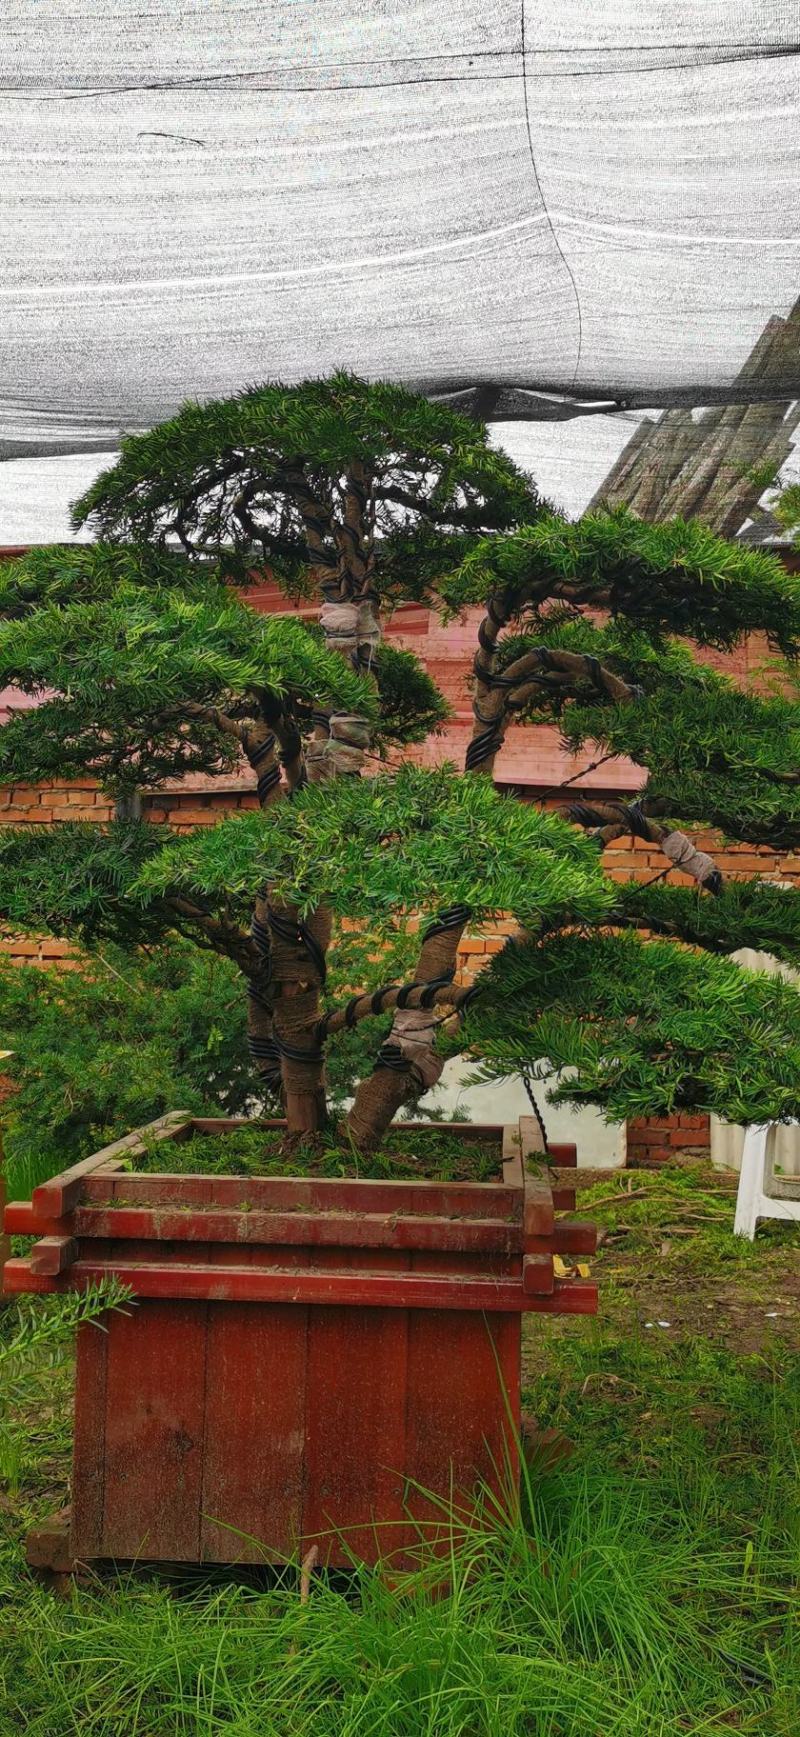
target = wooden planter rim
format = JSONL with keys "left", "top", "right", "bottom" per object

{"left": 3, "top": 1114, "right": 597, "bottom": 1317}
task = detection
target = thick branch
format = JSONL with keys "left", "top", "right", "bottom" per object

{"left": 346, "top": 904, "right": 473, "bottom": 1149}
{"left": 318, "top": 976, "right": 474, "bottom": 1041}
{"left": 502, "top": 648, "right": 639, "bottom": 708}
{"left": 567, "top": 798, "right": 724, "bottom": 893}
{"left": 166, "top": 896, "right": 259, "bottom": 973}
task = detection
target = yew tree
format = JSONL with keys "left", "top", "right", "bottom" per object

{"left": 1, "top": 374, "right": 800, "bottom": 1153}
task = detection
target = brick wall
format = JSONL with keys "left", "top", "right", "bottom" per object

{"left": 626, "top": 1114, "right": 711, "bottom": 1165}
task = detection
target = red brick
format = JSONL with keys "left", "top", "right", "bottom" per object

{"left": 164, "top": 807, "right": 220, "bottom": 826}
{"left": 458, "top": 938, "right": 487, "bottom": 955}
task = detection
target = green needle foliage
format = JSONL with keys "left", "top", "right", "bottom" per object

{"left": 775, "top": 479, "right": 800, "bottom": 541}
{"left": 72, "top": 370, "right": 546, "bottom": 592}
{"left": 440, "top": 506, "right": 800, "bottom": 654}
{"left": 0, "top": 823, "right": 182, "bottom": 947}
{"left": 0, "top": 374, "right": 798, "bottom": 1147}
{"left": 0, "top": 542, "right": 203, "bottom": 614}
{"left": 612, "top": 876, "right": 800, "bottom": 969}
{"left": 0, "top": 585, "right": 378, "bottom": 794}
{"left": 133, "top": 763, "right": 613, "bottom": 931}
{"left": 458, "top": 930, "right": 800, "bottom": 1124}
{"left": 562, "top": 682, "right": 800, "bottom": 848}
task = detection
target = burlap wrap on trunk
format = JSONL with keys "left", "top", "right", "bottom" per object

{"left": 661, "top": 829, "right": 718, "bottom": 886}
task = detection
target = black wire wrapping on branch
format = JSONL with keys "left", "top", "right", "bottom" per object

{"left": 422, "top": 903, "right": 471, "bottom": 943}
{"left": 465, "top": 723, "right": 505, "bottom": 770}
{"left": 250, "top": 914, "right": 272, "bottom": 961}
{"left": 374, "top": 1040, "right": 424, "bottom": 1089}
{"left": 250, "top": 732, "right": 282, "bottom": 803}
{"left": 372, "top": 979, "right": 481, "bottom": 1088}
{"left": 275, "top": 1034, "right": 325, "bottom": 1063}
{"left": 266, "top": 906, "right": 328, "bottom": 986}
{"left": 245, "top": 1016, "right": 282, "bottom": 1090}
{"left": 568, "top": 797, "right": 654, "bottom": 841}
{"left": 315, "top": 973, "right": 456, "bottom": 1041}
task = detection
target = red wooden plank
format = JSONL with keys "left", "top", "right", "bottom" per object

{"left": 1, "top": 1257, "right": 52, "bottom": 1292}
{"left": 83, "top": 1171, "right": 519, "bottom": 1221}
{"left": 3, "top": 1201, "right": 72, "bottom": 1237}
{"left": 523, "top": 1172, "right": 554, "bottom": 1238}
{"left": 404, "top": 1249, "right": 521, "bottom": 1555}
{"left": 552, "top": 1188, "right": 577, "bottom": 1212}
{"left": 547, "top": 1143, "right": 578, "bottom": 1168}
{"left": 32, "top": 1113, "right": 193, "bottom": 1216}
{"left": 202, "top": 1246, "right": 308, "bottom": 1564}
{"left": 101, "top": 1300, "right": 208, "bottom": 1561}
{"left": 71, "top": 1317, "right": 110, "bottom": 1558}
{"left": 30, "top": 1235, "right": 79, "bottom": 1276}
{"left": 518, "top": 1117, "right": 547, "bottom": 1161}
{"left": 97, "top": 1175, "right": 216, "bottom": 1208}
{"left": 530, "top": 1280, "right": 598, "bottom": 1315}
{"left": 1, "top": 1255, "right": 591, "bottom": 1313}
{"left": 302, "top": 1249, "right": 409, "bottom": 1567}
{"left": 71, "top": 1204, "right": 524, "bottom": 1255}
{"left": 189, "top": 1117, "right": 286, "bottom": 1134}
{"left": 528, "top": 1221, "right": 597, "bottom": 1257}
{"left": 501, "top": 1121, "right": 523, "bottom": 1190}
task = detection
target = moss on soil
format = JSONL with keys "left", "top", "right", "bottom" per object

{"left": 130, "top": 1125, "right": 503, "bottom": 1183}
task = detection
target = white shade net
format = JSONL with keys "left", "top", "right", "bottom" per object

{"left": 1, "top": 2, "right": 798, "bottom": 535}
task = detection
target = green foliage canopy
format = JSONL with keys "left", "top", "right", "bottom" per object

{"left": 459, "top": 931, "right": 800, "bottom": 1126}
{"left": 133, "top": 764, "right": 613, "bottom": 933}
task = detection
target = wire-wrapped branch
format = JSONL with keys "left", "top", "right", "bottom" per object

{"left": 568, "top": 797, "right": 723, "bottom": 893}
{"left": 467, "top": 592, "right": 515, "bottom": 775}
{"left": 467, "top": 647, "right": 640, "bottom": 776}
{"left": 317, "top": 975, "right": 476, "bottom": 1041}
{"left": 500, "top": 647, "right": 641, "bottom": 708}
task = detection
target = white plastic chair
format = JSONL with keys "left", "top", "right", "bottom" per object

{"left": 733, "top": 1123, "right": 800, "bottom": 1240}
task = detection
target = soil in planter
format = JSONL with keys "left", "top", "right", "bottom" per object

{"left": 130, "top": 1126, "right": 503, "bottom": 1183}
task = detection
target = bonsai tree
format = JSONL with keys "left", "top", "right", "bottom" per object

{"left": 1, "top": 373, "right": 800, "bottom": 1156}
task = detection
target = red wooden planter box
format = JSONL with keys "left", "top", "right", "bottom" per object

{"left": 4, "top": 1114, "right": 596, "bottom": 1571}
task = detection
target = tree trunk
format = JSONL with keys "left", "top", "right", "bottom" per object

{"left": 346, "top": 593, "right": 514, "bottom": 1149}
{"left": 269, "top": 901, "right": 332, "bottom": 1140}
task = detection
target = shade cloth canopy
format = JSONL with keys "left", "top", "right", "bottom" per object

{"left": 2, "top": 0, "right": 799, "bottom": 472}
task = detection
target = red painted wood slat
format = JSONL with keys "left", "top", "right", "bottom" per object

{"left": 100, "top": 1300, "right": 208, "bottom": 1561}
{"left": 522, "top": 1254, "right": 555, "bottom": 1296}
{"left": 84, "top": 1172, "right": 519, "bottom": 1220}
{"left": 71, "top": 1318, "right": 109, "bottom": 1558}
{"left": 302, "top": 1248, "right": 410, "bottom": 1566}
{"left": 201, "top": 1247, "right": 308, "bottom": 1564}
{"left": 528, "top": 1221, "right": 597, "bottom": 1257}
{"left": 29, "top": 1235, "right": 79, "bottom": 1276}
{"left": 69, "top": 1205, "right": 524, "bottom": 1255}
{"left": 3, "top": 1201, "right": 72, "bottom": 1236}
{"left": 403, "top": 1249, "right": 521, "bottom": 1555}
{"left": 32, "top": 1113, "right": 194, "bottom": 1216}
{"left": 0, "top": 1255, "right": 596, "bottom": 1314}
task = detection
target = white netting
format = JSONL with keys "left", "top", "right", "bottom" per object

{"left": 1, "top": 3, "right": 798, "bottom": 534}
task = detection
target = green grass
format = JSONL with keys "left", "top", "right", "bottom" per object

{"left": 131, "top": 1126, "right": 503, "bottom": 1183}
{"left": 0, "top": 1163, "right": 797, "bottom": 1735}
